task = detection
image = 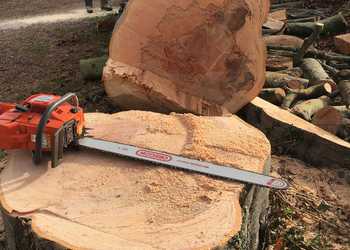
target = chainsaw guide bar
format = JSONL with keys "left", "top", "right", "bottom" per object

{"left": 79, "top": 137, "right": 289, "bottom": 190}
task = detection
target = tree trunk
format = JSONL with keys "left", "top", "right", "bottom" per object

{"left": 241, "top": 97, "right": 350, "bottom": 168}
{"left": 0, "top": 112, "right": 272, "bottom": 250}
{"left": 103, "top": 0, "right": 270, "bottom": 114}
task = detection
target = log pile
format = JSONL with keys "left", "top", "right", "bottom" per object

{"left": 261, "top": 1, "right": 350, "bottom": 143}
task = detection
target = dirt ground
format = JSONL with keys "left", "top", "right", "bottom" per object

{"left": 266, "top": 156, "right": 350, "bottom": 250}
{"left": 0, "top": 0, "right": 122, "bottom": 21}
{"left": 0, "top": 5, "right": 121, "bottom": 112}
{"left": 0, "top": 1, "right": 350, "bottom": 250}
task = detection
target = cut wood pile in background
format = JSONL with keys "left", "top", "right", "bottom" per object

{"left": 261, "top": 0, "right": 350, "bottom": 142}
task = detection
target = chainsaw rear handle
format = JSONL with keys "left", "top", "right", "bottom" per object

{"left": 33, "top": 93, "right": 79, "bottom": 166}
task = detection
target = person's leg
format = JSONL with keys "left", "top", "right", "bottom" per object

{"left": 101, "top": 0, "right": 112, "bottom": 11}
{"left": 85, "top": 0, "right": 93, "bottom": 13}
{"left": 117, "top": 0, "right": 128, "bottom": 15}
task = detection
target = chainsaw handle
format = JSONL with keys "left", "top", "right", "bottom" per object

{"left": 33, "top": 93, "right": 79, "bottom": 165}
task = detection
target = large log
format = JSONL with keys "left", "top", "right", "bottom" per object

{"left": 103, "top": 0, "right": 270, "bottom": 115}
{"left": 301, "top": 58, "right": 337, "bottom": 88}
{"left": 241, "top": 97, "right": 350, "bottom": 168}
{"left": 0, "top": 112, "right": 272, "bottom": 250}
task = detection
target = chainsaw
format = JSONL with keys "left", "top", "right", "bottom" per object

{"left": 0, "top": 93, "right": 289, "bottom": 189}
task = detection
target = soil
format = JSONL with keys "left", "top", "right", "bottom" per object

{"left": 266, "top": 156, "right": 350, "bottom": 250}
{"left": 0, "top": 11, "right": 120, "bottom": 113}
{"left": 0, "top": 0, "right": 122, "bottom": 21}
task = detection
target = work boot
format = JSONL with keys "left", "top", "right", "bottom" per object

{"left": 85, "top": 0, "right": 93, "bottom": 13}
{"left": 101, "top": 0, "right": 113, "bottom": 11}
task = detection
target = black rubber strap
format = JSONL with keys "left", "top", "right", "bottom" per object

{"left": 33, "top": 93, "right": 79, "bottom": 165}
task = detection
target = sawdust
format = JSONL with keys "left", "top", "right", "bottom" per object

{"left": 84, "top": 111, "right": 269, "bottom": 225}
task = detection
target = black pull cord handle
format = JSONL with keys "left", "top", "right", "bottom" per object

{"left": 33, "top": 93, "right": 79, "bottom": 165}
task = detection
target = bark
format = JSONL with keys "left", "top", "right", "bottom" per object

{"left": 287, "top": 16, "right": 318, "bottom": 23}
{"left": 241, "top": 97, "right": 350, "bottom": 168}
{"left": 265, "top": 71, "right": 308, "bottom": 89}
{"left": 271, "top": 1, "right": 304, "bottom": 10}
{"left": 80, "top": 56, "right": 107, "bottom": 81}
{"left": 259, "top": 88, "right": 286, "bottom": 105}
{"left": 337, "top": 118, "right": 350, "bottom": 141}
{"left": 277, "top": 67, "right": 304, "bottom": 77}
{"left": 293, "top": 23, "right": 324, "bottom": 65}
{"left": 285, "top": 13, "right": 348, "bottom": 38}
{"left": 337, "top": 69, "right": 350, "bottom": 80}
{"left": 311, "top": 106, "right": 343, "bottom": 134}
{"left": 282, "top": 92, "right": 298, "bottom": 109}
{"left": 266, "top": 55, "right": 293, "bottom": 71}
{"left": 301, "top": 58, "right": 337, "bottom": 88}
{"left": 0, "top": 112, "right": 272, "bottom": 250}
{"left": 333, "top": 105, "right": 350, "bottom": 118}
{"left": 291, "top": 96, "right": 330, "bottom": 121}
{"left": 285, "top": 83, "right": 332, "bottom": 99}
{"left": 338, "top": 80, "right": 350, "bottom": 107}
{"left": 264, "top": 35, "right": 304, "bottom": 49}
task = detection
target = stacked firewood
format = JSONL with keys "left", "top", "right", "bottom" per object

{"left": 261, "top": 0, "right": 350, "bottom": 142}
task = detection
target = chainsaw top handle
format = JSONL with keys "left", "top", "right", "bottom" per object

{"left": 33, "top": 93, "right": 79, "bottom": 166}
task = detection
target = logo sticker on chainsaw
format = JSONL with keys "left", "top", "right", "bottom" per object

{"left": 32, "top": 95, "right": 53, "bottom": 102}
{"left": 136, "top": 150, "right": 172, "bottom": 162}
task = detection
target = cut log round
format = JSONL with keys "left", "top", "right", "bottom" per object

{"left": 242, "top": 97, "right": 350, "bottom": 168}
{"left": 103, "top": 0, "right": 270, "bottom": 114}
{"left": 312, "top": 106, "right": 343, "bottom": 134}
{"left": 0, "top": 112, "right": 272, "bottom": 250}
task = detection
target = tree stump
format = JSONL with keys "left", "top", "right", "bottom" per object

{"left": 103, "top": 0, "right": 270, "bottom": 115}
{"left": 0, "top": 111, "right": 271, "bottom": 250}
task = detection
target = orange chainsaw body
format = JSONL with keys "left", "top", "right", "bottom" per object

{"left": 0, "top": 94, "right": 85, "bottom": 152}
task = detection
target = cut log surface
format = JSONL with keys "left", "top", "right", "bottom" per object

{"left": 334, "top": 33, "right": 350, "bottom": 55}
{"left": 243, "top": 98, "right": 350, "bottom": 167}
{"left": 268, "top": 9, "right": 287, "bottom": 21}
{"left": 312, "top": 106, "right": 343, "bottom": 134}
{"left": 103, "top": 0, "right": 270, "bottom": 114}
{"left": 0, "top": 112, "right": 271, "bottom": 250}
